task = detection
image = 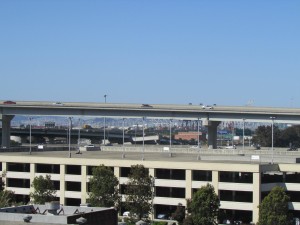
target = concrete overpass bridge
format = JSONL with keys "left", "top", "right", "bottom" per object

{"left": 1, "top": 100, "right": 300, "bottom": 148}
{"left": 4, "top": 128, "right": 132, "bottom": 145}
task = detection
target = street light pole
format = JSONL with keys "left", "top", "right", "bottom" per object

{"left": 142, "top": 117, "right": 145, "bottom": 161}
{"left": 242, "top": 118, "right": 245, "bottom": 151}
{"left": 135, "top": 123, "right": 137, "bottom": 147}
{"left": 103, "top": 94, "right": 107, "bottom": 146}
{"left": 232, "top": 122, "right": 234, "bottom": 147}
{"left": 270, "top": 116, "right": 276, "bottom": 164}
{"left": 68, "top": 117, "right": 72, "bottom": 158}
{"left": 169, "top": 119, "right": 172, "bottom": 157}
{"left": 122, "top": 118, "right": 125, "bottom": 159}
{"left": 29, "top": 117, "right": 32, "bottom": 155}
{"left": 78, "top": 118, "right": 81, "bottom": 148}
{"left": 197, "top": 118, "right": 200, "bottom": 147}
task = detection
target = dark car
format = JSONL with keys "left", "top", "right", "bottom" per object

{"left": 3, "top": 100, "right": 16, "bottom": 104}
{"left": 141, "top": 104, "right": 153, "bottom": 108}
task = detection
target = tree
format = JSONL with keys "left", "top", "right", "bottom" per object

{"left": 172, "top": 203, "right": 186, "bottom": 224}
{"left": 189, "top": 184, "right": 220, "bottom": 225}
{"left": 88, "top": 165, "right": 120, "bottom": 208}
{"left": 253, "top": 125, "right": 281, "bottom": 147}
{"left": 280, "top": 125, "right": 300, "bottom": 147}
{"left": 258, "top": 186, "right": 292, "bottom": 225}
{"left": 30, "top": 174, "right": 56, "bottom": 204}
{"left": 0, "top": 171, "right": 15, "bottom": 207}
{"left": 125, "top": 164, "right": 153, "bottom": 220}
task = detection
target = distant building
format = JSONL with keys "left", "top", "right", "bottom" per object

{"left": 174, "top": 131, "right": 204, "bottom": 141}
{"left": 45, "top": 122, "right": 56, "bottom": 129}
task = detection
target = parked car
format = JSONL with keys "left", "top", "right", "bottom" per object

{"left": 190, "top": 145, "right": 201, "bottom": 149}
{"left": 225, "top": 145, "right": 236, "bottom": 149}
{"left": 122, "top": 211, "right": 138, "bottom": 218}
{"left": 157, "top": 213, "right": 169, "bottom": 219}
{"left": 288, "top": 146, "right": 298, "bottom": 151}
{"left": 253, "top": 144, "right": 261, "bottom": 150}
{"left": 84, "top": 144, "right": 95, "bottom": 148}
{"left": 222, "top": 219, "right": 231, "bottom": 224}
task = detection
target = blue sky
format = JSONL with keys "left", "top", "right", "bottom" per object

{"left": 0, "top": 1, "right": 299, "bottom": 107}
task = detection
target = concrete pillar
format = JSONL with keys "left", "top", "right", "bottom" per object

{"left": 149, "top": 168, "right": 155, "bottom": 178}
{"left": 2, "top": 162, "right": 7, "bottom": 189}
{"left": 252, "top": 172, "right": 261, "bottom": 224}
{"left": 60, "top": 165, "right": 66, "bottom": 205}
{"left": 81, "top": 165, "right": 87, "bottom": 204}
{"left": 30, "top": 164, "right": 36, "bottom": 195}
{"left": 1, "top": 115, "right": 14, "bottom": 148}
{"left": 204, "top": 120, "right": 220, "bottom": 149}
{"left": 212, "top": 171, "right": 219, "bottom": 195}
{"left": 185, "top": 170, "right": 192, "bottom": 200}
{"left": 114, "top": 166, "right": 120, "bottom": 179}
{"left": 148, "top": 168, "right": 155, "bottom": 219}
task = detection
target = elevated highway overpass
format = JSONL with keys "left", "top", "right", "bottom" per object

{"left": 2, "top": 100, "right": 300, "bottom": 148}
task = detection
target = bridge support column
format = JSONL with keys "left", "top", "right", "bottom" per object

{"left": 1, "top": 115, "right": 14, "bottom": 148}
{"left": 204, "top": 120, "right": 220, "bottom": 149}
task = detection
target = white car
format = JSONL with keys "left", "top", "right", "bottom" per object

{"left": 225, "top": 145, "right": 236, "bottom": 149}
{"left": 190, "top": 145, "right": 201, "bottom": 149}
{"left": 122, "top": 211, "right": 137, "bottom": 218}
{"left": 84, "top": 144, "right": 95, "bottom": 148}
{"left": 52, "top": 102, "right": 64, "bottom": 106}
{"left": 202, "top": 105, "right": 213, "bottom": 109}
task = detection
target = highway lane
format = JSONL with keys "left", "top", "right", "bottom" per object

{"left": 2, "top": 100, "right": 300, "bottom": 123}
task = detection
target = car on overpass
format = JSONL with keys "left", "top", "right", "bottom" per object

{"left": 3, "top": 100, "right": 16, "bottom": 104}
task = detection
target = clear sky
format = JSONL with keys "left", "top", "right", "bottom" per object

{"left": 0, "top": 1, "right": 299, "bottom": 107}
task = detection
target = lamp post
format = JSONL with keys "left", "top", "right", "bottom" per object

{"left": 122, "top": 118, "right": 125, "bottom": 159}
{"left": 242, "top": 118, "right": 245, "bottom": 151}
{"left": 103, "top": 94, "right": 107, "bottom": 146}
{"left": 135, "top": 123, "right": 137, "bottom": 147}
{"left": 29, "top": 117, "right": 32, "bottom": 155}
{"left": 78, "top": 118, "right": 81, "bottom": 148}
{"left": 231, "top": 122, "right": 234, "bottom": 147}
{"left": 197, "top": 118, "right": 201, "bottom": 160}
{"left": 270, "top": 116, "right": 276, "bottom": 164}
{"left": 169, "top": 119, "right": 172, "bottom": 157}
{"left": 142, "top": 117, "right": 145, "bottom": 161}
{"left": 197, "top": 118, "right": 200, "bottom": 147}
{"left": 68, "top": 117, "right": 72, "bottom": 158}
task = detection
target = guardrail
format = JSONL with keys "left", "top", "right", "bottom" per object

{"left": 101, "top": 145, "right": 300, "bottom": 156}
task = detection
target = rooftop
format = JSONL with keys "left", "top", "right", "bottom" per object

{"left": 0, "top": 203, "right": 117, "bottom": 225}
{"left": 0, "top": 146, "right": 300, "bottom": 165}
